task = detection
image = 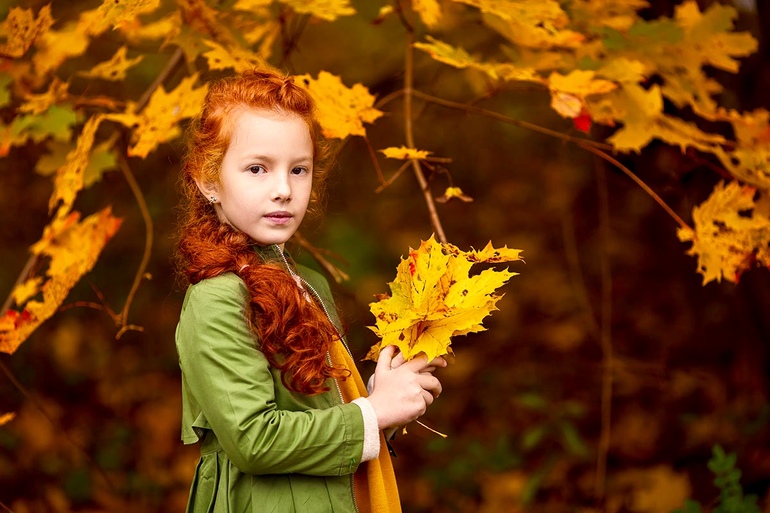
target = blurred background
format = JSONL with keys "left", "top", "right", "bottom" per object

{"left": 1, "top": 0, "right": 769, "bottom": 512}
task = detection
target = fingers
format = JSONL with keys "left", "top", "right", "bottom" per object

{"left": 390, "top": 351, "right": 406, "bottom": 369}
{"left": 418, "top": 374, "right": 442, "bottom": 398}
{"left": 375, "top": 345, "right": 396, "bottom": 374}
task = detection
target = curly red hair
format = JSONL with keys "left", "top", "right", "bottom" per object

{"left": 176, "top": 69, "right": 348, "bottom": 395}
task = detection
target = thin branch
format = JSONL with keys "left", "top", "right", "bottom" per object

{"left": 1, "top": 255, "right": 39, "bottom": 314}
{"left": 292, "top": 231, "right": 350, "bottom": 284}
{"left": 115, "top": 153, "right": 153, "bottom": 339}
{"left": 136, "top": 48, "right": 184, "bottom": 111}
{"left": 374, "top": 161, "right": 411, "bottom": 194}
{"left": 577, "top": 143, "right": 692, "bottom": 231}
{"left": 594, "top": 159, "right": 613, "bottom": 502}
{"left": 411, "top": 89, "right": 614, "bottom": 151}
{"left": 363, "top": 134, "right": 386, "bottom": 185}
{"left": 408, "top": 89, "right": 691, "bottom": 231}
{"left": 403, "top": 34, "right": 447, "bottom": 243}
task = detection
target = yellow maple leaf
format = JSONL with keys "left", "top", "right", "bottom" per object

{"left": 93, "top": 0, "right": 161, "bottom": 32}
{"left": 1, "top": 207, "right": 122, "bottom": 354}
{"left": 677, "top": 181, "right": 770, "bottom": 285}
{"left": 279, "top": 0, "right": 355, "bottom": 22}
{"left": 49, "top": 114, "right": 105, "bottom": 216}
{"left": 11, "top": 278, "right": 43, "bottom": 306}
{"left": 436, "top": 186, "right": 474, "bottom": 203}
{"left": 367, "top": 235, "right": 523, "bottom": 361}
{"left": 78, "top": 46, "right": 144, "bottom": 81}
{"left": 0, "top": 5, "right": 54, "bottom": 58}
{"left": 106, "top": 75, "right": 208, "bottom": 158}
{"left": 675, "top": 1, "right": 756, "bottom": 73}
{"left": 295, "top": 71, "right": 383, "bottom": 139}
{"left": 413, "top": 0, "right": 442, "bottom": 28}
{"left": 202, "top": 40, "right": 269, "bottom": 73}
{"left": 380, "top": 146, "right": 431, "bottom": 160}
{"left": 414, "top": 36, "right": 542, "bottom": 83}
{"left": 32, "top": 24, "right": 91, "bottom": 76}
{"left": 120, "top": 12, "right": 181, "bottom": 44}
{"left": 475, "top": 1, "right": 584, "bottom": 50}
{"left": 18, "top": 77, "right": 70, "bottom": 115}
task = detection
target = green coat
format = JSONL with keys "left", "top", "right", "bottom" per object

{"left": 176, "top": 245, "right": 365, "bottom": 512}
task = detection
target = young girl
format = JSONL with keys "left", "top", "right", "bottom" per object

{"left": 175, "top": 69, "right": 445, "bottom": 513}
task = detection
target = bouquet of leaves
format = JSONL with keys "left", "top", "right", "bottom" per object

{"left": 367, "top": 235, "right": 523, "bottom": 362}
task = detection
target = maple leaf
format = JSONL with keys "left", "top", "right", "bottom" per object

{"left": 413, "top": 0, "right": 442, "bottom": 28}
{"left": 294, "top": 71, "right": 382, "bottom": 139}
{"left": 18, "top": 77, "right": 69, "bottom": 115}
{"left": 414, "top": 36, "right": 542, "bottom": 83}
{"left": 32, "top": 23, "right": 91, "bottom": 76}
{"left": 202, "top": 40, "right": 269, "bottom": 73}
{"left": 380, "top": 146, "right": 431, "bottom": 160}
{"left": 6, "top": 104, "right": 78, "bottom": 154}
{"left": 93, "top": 0, "right": 161, "bottom": 32}
{"left": 78, "top": 46, "right": 144, "bottom": 81}
{"left": 677, "top": 181, "right": 770, "bottom": 285}
{"left": 436, "top": 186, "right": 474, "bottom": 203}
{"left": 0, "top": 5, "right": 54, "bottom": 58}
{"left": 105, "top": 74, "right": 208, "bottom": 158}
{"left": 278, "top": 0, "right": 356, "bottom": 22}
{"left": 367, "top": 236, "right": 523, "bottom": 362}
{"left": 119, "top": 12, "right": 181, "bottom": 44}
{"left": 471, "top": 0, "right": 585, "bottom": 50}
{"left": 1, "top": 207, "right": 122, "bottom": 354}
{"left": 49, "top": 114, "right": 105, "bottom": 216}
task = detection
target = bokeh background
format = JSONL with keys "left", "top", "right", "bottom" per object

{"left": 1, "top": 0, "right": 769, "bottom": 512}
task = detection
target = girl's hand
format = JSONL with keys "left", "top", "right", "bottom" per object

{"left": 367, "top": 345, "right": 446, "bottom": 429}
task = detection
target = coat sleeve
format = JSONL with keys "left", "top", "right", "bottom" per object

{"left": 176, "top": 275, "right": 365, "bottom": 477}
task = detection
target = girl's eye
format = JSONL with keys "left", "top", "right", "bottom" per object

{"left": 248, "top": 165, "right": 266, "bottom": 174}
{"left": 291, "top": 166, "right": 309, "bottom": 175}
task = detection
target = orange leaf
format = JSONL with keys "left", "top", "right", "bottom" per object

{"left": 0, "top": 5, "right": 54, "bottom": 58}
{"left": 1, "top": 207, "right": 122, "bottom": 354}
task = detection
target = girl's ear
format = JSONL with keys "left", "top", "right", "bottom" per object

{"left": 195, "top": 179, "right": 219, "bottom": 202}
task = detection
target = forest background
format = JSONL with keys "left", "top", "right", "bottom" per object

{"left": 0, "top": 0, "right": 769, "bottom": 512}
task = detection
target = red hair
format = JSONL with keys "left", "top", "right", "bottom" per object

{"left": 176, "top": 69, "right": 348, "bottom": 395}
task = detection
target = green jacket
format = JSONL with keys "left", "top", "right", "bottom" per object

{"left": 176, "top": 245, "right": 365, "bottom": 512}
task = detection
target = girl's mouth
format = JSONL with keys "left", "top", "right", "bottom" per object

{"left": 265, "top": 211, "right": 292, "bottom": 224}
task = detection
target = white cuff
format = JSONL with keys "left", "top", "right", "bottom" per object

{"left": 351, "top": 397, "right": 381, "bottom": 462}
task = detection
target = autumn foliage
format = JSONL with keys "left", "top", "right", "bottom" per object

{"left": 1, "top": 0, "right": 769, "bottom": 512}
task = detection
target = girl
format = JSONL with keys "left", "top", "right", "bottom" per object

{"left": 175, "top": 68, "right": 445, "bottom": 513}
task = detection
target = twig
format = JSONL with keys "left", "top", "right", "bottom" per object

{"left": 407, "top": 89, "right": 691, "bottom": 231}
{"left": 594, "top": 158, "right": 613, "bottom": 502}
{"left": 363, "top": 134, "right": 386, "bottom": 185}
{"left": 411, "top": 89, "right": 614, "bottom": 152}
{"left": 374, "top": 161, "right": 411, "bottom": 194}
{"left": 136, "top": 48, "right": 183, "bottom": 111}
{"left": 292, "top": 231, "right": 350, "bottom": 283}
{"left": 115, "top": 153, "right": 153, "bottom": 339}
{"left": 403, "top": 34, "right": 447, "bottom": 243}
{"left": 577, "top": 143, "right": 692, "bottom": 231}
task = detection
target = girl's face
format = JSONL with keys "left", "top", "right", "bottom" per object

{"left": 199, "top": 107, "right": 314, "bottom": 249}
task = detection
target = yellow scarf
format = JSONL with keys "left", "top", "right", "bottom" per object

{"left": 329, "top": 341, "right": 402, "bottom": 513}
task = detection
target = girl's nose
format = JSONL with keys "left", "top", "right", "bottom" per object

{"left": 271, "top": 172, "right": 292, "bottom": 201}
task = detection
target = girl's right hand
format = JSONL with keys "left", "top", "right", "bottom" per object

{"left": 366, "top": 345, "right": 445, "bottom": 429}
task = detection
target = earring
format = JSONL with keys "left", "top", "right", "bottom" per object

{"left": 209, "top": 196, "right": 217, "bottom": 204}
